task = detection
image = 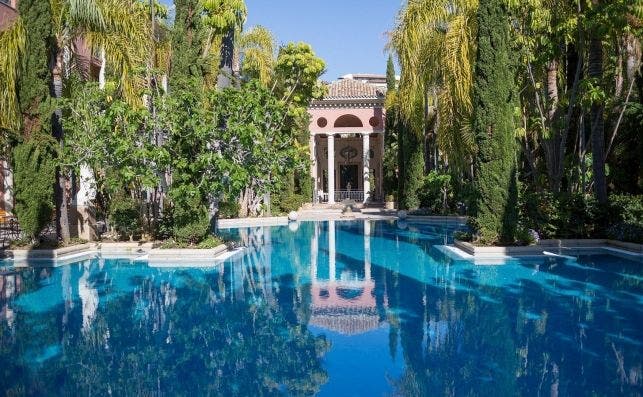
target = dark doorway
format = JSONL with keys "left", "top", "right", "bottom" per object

{"left": 340, "top": 165, "right": 359, "bottom": 190}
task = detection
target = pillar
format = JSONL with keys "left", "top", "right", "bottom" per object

{"left": 327, "top": 135, "right": 335, "bottom": 204}
{"left": 310, "top": 133, "right": 317, "bottom": 203}
{"left": 362, "top": 133, "right": 370, "bottom": 203}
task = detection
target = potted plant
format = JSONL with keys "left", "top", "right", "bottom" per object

{"left": 385, "top": 194, "right": 396, "bottom": 210}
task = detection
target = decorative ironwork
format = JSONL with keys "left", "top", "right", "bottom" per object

{"left": 339, "top": 146, "right": 358, "bottom": 162}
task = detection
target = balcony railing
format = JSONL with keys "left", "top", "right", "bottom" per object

{"left": 319, "top": 190, "right": 364, "bottom": 203}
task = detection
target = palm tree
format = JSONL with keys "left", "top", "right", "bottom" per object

{"left": 201, "top": 0, "right": 247, "bottom": 87}
{"left": 0, "top": 17, "right": 25, "bottom": 135}
{"left": 238, "top": 25, "right": 275, "bottom": 86}
{"left": 50, "top": 0, "right": 150, "bottom": 241}
{"left": 390, "top": 0, "right": 478, "bottom": 171}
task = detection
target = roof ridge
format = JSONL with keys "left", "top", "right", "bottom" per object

{"left": 323, "top": 79, "right": 385, "bottom": 100}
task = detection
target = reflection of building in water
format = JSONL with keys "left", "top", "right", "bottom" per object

{"left": 309, "top": 221, "right": 384, "bottom": 335}
{"left": 78, "top": 261, "right": 99, "bottom": 332}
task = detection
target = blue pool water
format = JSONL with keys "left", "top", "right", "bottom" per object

{"left": 0, "top": 220, "right": 641, "bottom": 396}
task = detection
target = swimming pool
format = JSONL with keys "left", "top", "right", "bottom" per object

{"left": 0, "top": 220, "right": 641, "bottom": 395}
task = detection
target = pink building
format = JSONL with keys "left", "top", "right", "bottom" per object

{"left": 0, "top": 0, "right": 18, "bottom": 31}
{"left": 308, "top": 75, "right": 386, "bottom": 204}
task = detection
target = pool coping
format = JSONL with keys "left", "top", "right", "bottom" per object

{"left": 1, "top": 242, "right": 235, "bottom": 267}
{"left": 216, "top": 215, "right": 468, "bottom": 229}
{"left": 452, "top": 239, "right": 643, "bottom": 260}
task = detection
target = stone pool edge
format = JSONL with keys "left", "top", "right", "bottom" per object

{"left": 452, "top": 239, "right": 643, "bottom": 261}
{"left": 216, "top": 214, "right": 468, "bottom": 228}
{"left": 1, "top": 242, "right": 235, "bottom": 267}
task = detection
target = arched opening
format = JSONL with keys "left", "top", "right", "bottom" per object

{"left": 334, "top": 114, "right": 363, "bottom": 128}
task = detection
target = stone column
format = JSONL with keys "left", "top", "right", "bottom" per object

{"left": 310, "top": 133, "right": 317, "bottom": 203}
{"left": 362, "top": 133, "right": 370, "bottom": 203}
{"left": 327, "top": 134, "right": 335, "bottom": 204}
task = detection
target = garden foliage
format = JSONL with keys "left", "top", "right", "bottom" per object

{"left": 12, "top": 138, "right": 56, "bottom": 240}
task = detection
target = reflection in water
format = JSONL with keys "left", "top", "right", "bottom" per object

{"left": 0, "top": 220, "right": 641, "bottom": 396}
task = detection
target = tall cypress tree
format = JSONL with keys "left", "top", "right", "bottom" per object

{"left": 386, "top": 55, "right": 396, "bottom": 91}
{"left": 170, "top": 0, "right": 204, "bottom": 91}
{"left": 398, "top": 117, "right": 424, "bottom": 210}
{"left": 17, "top": 0, "right": 52, "bottom": 138}
{"left": 471, "top": 0, "right": 518, "bottom": 243}
{"left": 383, "top": 56, "right": 398, "bottom": 197}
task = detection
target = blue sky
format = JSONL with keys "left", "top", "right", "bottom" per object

{"left": 161, "top": 0, "right": 402, "bottom": 80}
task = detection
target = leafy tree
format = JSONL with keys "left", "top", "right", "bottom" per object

{"left": 12, "top": 137, "right": 56, "bottom": 241}
{"left": 271, "top": 42, "right": 326, "bottom": 208}
{"left": 274, "top": 42, "right": 326, "bottom": 116}
{"left": 471, "top": 0, "right": 518, "bottom": 243}
{"left": 108, "top": 194, "right": 142, "bottom": 240}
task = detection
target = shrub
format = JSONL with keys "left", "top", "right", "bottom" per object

{"left": 418, "top": 171, "right": 453, "bottom": 214}
{"left": 520, "top": 191, "right": 602, "bottom": 239}
{"left": 173, "top": 195, "right": 210, "bottom": 244}
{"left": 453, "top": 231, "right": 473, "bottom": 242}
{"left": 109, "top": 196, "right": 141, "bottom": 240}
{"left": 520, "top": 190, "right": 561, "bottom": 239}
{"left": 12, "top": 139, "right": 56, "bottom": 240}
{"left": 606, "top": 194, "right": 643, "bottom": 243}
{"left": 274, "top": 193, "right": 305, "bottom": 214}
{"left": 158, "top": 235, "right": 223, "bottom": 249}
{"left": 218, "top": 200, "right": 240, "bottom": 219}
{"left": 515, "top": 226, "right": 537, "bottom": 246}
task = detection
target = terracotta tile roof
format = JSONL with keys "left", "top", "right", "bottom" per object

{"left": 324, "top": 79, "right": 385, "bottom": 100}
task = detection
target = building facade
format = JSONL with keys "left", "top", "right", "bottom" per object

{"left": 0, "top": 0, "right": 18, "bottom": 31}
{"left": 308, "top": 75, "right": 386, "bottom": 204}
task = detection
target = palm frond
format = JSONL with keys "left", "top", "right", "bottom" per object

{"left": 391, "top": 0, "right": 478, "bottom": 168}
{"left": 0, "top": 17, "right": 26, "bottom": 133}
{"left": 239, "top": 25, "right": 275, "bottom": 85}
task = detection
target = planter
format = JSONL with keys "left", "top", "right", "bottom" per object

{"left": 385, "top": 201, "right": 395, "bottom": 210}
{"left": 454, "top": 238, "right": 643, "bottom": 259}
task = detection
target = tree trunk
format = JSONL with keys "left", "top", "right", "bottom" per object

{"left": 99, "top": 47, "right": 106, "bottom": 89}
{"left": 588, "top": 28, "right": 607, "bottom": 204}
{"left": 52, "top": 45, "right": 71, "bottom": 242}
{"left": 542, "top": 58, "right": 563, "bottom": 192}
